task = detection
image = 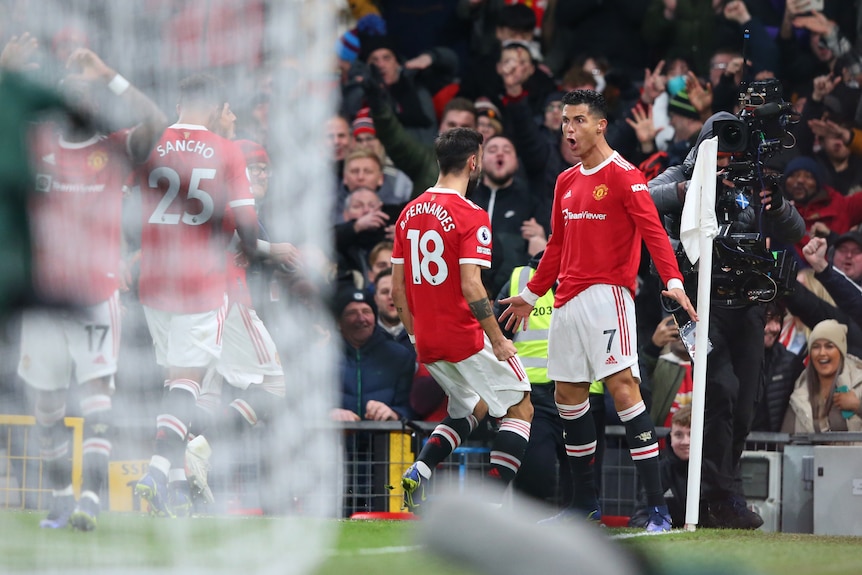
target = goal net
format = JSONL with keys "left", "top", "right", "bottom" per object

{"left": 0, "top": 1, "right": 342, "bottom": 573}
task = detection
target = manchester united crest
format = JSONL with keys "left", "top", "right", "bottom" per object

{"left": 592, "top": 184, "right": 608, "bottom": 201}
{"left": 87, "top": 150, "right": 108, "bottom": 172}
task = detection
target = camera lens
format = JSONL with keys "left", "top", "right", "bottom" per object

{"left": 715, "top": 119, "right": 748, "bottom": 153}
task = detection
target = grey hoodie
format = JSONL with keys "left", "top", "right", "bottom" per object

{"left": 648, "top": 112, "right": 805, "bottom": 245}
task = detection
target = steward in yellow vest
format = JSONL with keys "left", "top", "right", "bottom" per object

{"left": 494, "top": 252, "right": 606, "bottom": 505}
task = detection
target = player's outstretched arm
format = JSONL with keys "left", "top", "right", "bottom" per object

{"left": 498, "top": 295, "right": 533, "bottom": 333}
{"left": 66, "top": 47, "right": 168, "bottom": 163}
{"left": 391, "top": 263, "right": 415, "bottom": 338}
{"left": 662, "top": 286, "right": 698, "bottom": 322}
{"left": 461, "top": 264, "right": 517, "bottom": 361}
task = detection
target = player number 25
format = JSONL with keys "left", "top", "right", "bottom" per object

{"left": 406, "top": 229, "right": 449, "bottom": 285}
{"left": 147, "top": 166, "right": 215, "bottom": 226}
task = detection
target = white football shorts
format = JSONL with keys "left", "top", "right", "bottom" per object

{"left": 213, "top": 302, "right": 283, "bottom": 392}
{"left": 425, "top": 334, "right": 531, "bottom": 419}
{"left": 547, "top": 284, "right": 640, "bottom": 384}
{"left": 143, "top": 294, "right": 228, "bottom": 369}
{"left": 18, "top": 291, "right": 120, "bottom": 391}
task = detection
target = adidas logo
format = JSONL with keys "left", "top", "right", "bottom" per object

{"left": 94, "top": 355, "right": 107, "bottom": 364}
{"left": 605, "top": 355, "right": 617, "bottom": 365}
{"left": 563, "top": 190, "right": 572, "bottom": 199}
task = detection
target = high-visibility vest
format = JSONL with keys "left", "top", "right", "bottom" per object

{"left": 509, "top": 266, "right": 553, "bottom": 384}
{"left": 508, "top": 266, "right": 604, "bottom": 394}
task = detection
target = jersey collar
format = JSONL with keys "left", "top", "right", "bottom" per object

{"left": 170, "top": 123, "right": 209, "bottom": 131}
{"left": 58, "top": 134, "right": 103, "bottom": 149}
{"left": 579, "top": 151, "right": 618, "bottom": 176}
{"left": 426, "top": 187, "right": 461, "bottom": 195}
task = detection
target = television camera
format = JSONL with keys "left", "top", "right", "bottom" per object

{"left": 677, "top": 78, "right": 800, "bottom": 308}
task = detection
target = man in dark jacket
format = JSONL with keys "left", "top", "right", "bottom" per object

{"left": 649, "top": 110, "right": 805, "bottom": 529}
{"left": 752, "top": 305, "right": 803, "bottom": 432}
{"left": 467, "top": 135, "right": 550, "bottom": 295}
{"left": 331, "top": 288, "right": 415, "bottom": 421}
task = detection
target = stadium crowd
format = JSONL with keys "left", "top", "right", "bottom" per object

{"left": 2, "top": 0, "right": 862, "bottom": 529}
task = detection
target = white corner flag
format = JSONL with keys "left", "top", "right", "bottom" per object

{"left": 679, "top": 136, "right": 719, "bottom": 531}
{"left": 680, "top": 136, "right": 719, "bottom": 264}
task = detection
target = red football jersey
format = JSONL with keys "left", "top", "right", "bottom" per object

{"left": 29, "top": 127, "right": 134, "bottom": 305}
{"left": 528, "top": 152, "right": 682, "bottom": 307}
{"left": 391, "top": 187, "right": 493, "bottom": 364}
{"left": 138, "top": 124, "right": 255, "bottom": 313}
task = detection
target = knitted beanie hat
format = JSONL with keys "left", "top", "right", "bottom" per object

{"left": 334, "top": 287, "right": 377, "bottom": 321}
{"left": 337, "top": 29, "right": 361, "bottom": 63}
{"left": 352, "top": 109, "right": 376, "bottom": 138}
{"left": 784, "top": 156, "right": 823, "bottom": 189}
{"left": 236, "top": 139, "right": 270, "bottom": 166}
{"left": 667, "top": 90, "right": 700, "bottom": 120}
{"left": 808, "top": 319, "right": 847, "bottom": 358}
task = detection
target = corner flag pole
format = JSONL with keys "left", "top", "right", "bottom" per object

{"left": 679, "top": 137, "right": 719, "bottom": 531}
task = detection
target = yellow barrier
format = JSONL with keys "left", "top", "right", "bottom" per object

{"left": 0, "top": 415, "right": 83, "bottom": 509}
{"left": 108, "top": 460, "right": 150, "bottom": 512}
{"left": 387, "top": 431, "right": 413, "bottom": 512}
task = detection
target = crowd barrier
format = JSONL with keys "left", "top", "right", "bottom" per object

{"left": 2, "top": 415, "right": 861, "bottom": 534}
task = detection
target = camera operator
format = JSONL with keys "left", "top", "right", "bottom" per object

{"left": 648, "top": 109, "right": 805, "bottom": 529}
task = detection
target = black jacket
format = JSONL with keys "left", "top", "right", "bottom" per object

{"left": 782, "top": 280, "right": 862, "bottom": 358}
{"left": 467, "top": 180, "right": 550, "bottom": 295}
{"left": 752, "top": 342, "right": 803, "bottom": 432}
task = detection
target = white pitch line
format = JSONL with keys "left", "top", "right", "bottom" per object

{"left": 328, "top": 545, "right": 424, "bottom": 557}
{"left": 610, "top": 530, "right": 679, "bottom": 540}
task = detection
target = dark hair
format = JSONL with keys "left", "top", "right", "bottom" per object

{"left": 435, "top": 128, "right": 483, "bottom": 176}
{"left": 179, "top": 73, "right": 225, "bottom": 109}
{"left": 561, "top": 89, "right": 607, "bottom": 120}
{"left": 500, "top": 41, "right": 534, "bottom": 64}
{"left": 373, "top": 266, "right": 393, "bottom": 283}
{"left": 442, "top": 97, "right": 477, "bottom": 118}
{"left": 497, "top": 4, "right": 536, "bottom": 34}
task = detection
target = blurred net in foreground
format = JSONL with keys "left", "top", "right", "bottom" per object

{"left": 1, "top": 1, "right": 341, "bottom": 574}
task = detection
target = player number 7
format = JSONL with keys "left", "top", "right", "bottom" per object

{"left": 603, "top": 328, "right": 616, "bottom": 353}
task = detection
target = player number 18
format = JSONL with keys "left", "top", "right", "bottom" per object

{"left": 405, "top": 229, "right": 449, "bottom": 285}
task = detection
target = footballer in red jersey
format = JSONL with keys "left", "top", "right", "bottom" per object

{"left": 17, "top": 47, "right": 168, "bottom": 532}
{"left": 392, "top": 128, "right": 532, "bottom": 512}
{"left": 391, "top": 186, "right": 493, "bottom": 364}
{"left": 29, "top": 128, "right": 132, "bottom": 306}
{"left": 137, "top": 122, "right": 256, "bottom": 314}
{"left": 134, "top": 74, "right": 257, "bottom": 518}
{"left": 500, "top": 90, "right": 696, "bottom": 532}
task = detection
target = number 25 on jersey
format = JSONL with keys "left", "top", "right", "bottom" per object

{"left": 147, "top": 166, "right": 215, "bottom": 226}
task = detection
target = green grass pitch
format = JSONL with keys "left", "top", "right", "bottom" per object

{"left": 1, "top": 511, "right": 861, "bottom": 574}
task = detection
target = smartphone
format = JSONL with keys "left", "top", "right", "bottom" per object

{"left": 676, "top": 318, "right": 714, "bottom": 357}
{"left": 792, "top": 0, "right": 824, "bottom": 13}
{"left": 835, "top": 385, "right": 854, "bottom": 419}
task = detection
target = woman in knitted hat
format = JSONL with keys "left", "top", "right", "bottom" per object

{"left": 781, "top": 319, "right": 862, "bottom": 433}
